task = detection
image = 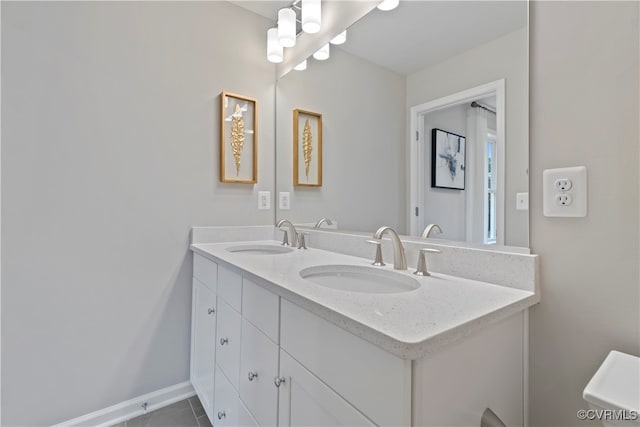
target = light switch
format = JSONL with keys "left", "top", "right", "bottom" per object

{"left": 516, "top": 193, "right": 529, "bottom": 211}
{"left": 543, "top": 166, "right": 587, "bottom": 217}
{"left": 258, "top": 191, "right": 271, "bottom": 210}
{"left": 279, "top": 192, "right": 291, "bottom": 210}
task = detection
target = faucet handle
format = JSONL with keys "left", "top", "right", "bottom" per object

{"left": 414, "top": 248, "right": 441, "bottom": 276}
{"left": 278, "top": 228, "right": 290, "bottom": 246}
{"left": 366, "top": 239, "right": 385, "bottom": 267}
{"left": 297, "top": 233, "right": 309, "bottom": 250}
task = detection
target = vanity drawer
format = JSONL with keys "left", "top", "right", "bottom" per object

{"left": 280, "top": 300, "right": 411, "bottom": 427}
{"left": 242, "top": 278, "right": 280, "bottom": 343}
{"left": 193, "top": 253, "right": 217, "bottom": 293}
{"left": 218, "top": 265, "right": 242, "bottom": 312}
{"left": 214, "top": 366, "right": 239, "bottom": 427}
{"left": 239, "top": 318, "right": 279, "bottom": 427}
{"left": 216, "top": 299, "right": 242, "bottom": 391}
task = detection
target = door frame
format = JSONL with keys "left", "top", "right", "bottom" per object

{"left": 408, "top": 79, "right": 505, "bottom": 244}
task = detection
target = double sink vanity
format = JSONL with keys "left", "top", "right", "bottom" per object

{"left": 189, "top": 225, "right": 539, "bottom": 427}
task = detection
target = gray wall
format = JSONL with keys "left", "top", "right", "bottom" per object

{"left": 407, "top": 27, "right": 528, "bottom": 247}
{"left": 276, "top": 47, "right": 406, "bottom": 232}
{"left": 529, "top": 1, "right": 639, "bottom": 426}
{"left": 1, "top": 2, "right": 274, "bottom": 425}
{"left": 422, "top": 106, "right": 467, "bottom": 241}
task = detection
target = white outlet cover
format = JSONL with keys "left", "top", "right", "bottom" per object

{"left": 516, "top": 192, "right": 529, "bottom": 211}
{"left": 543, "top": 166, "right": 587, "bottom": 217}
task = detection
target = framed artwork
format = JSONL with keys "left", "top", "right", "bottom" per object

{"left": 431, "top": 128, "right": 466, "bottom": 190}
{"left": 293, "top": 109, "right": 322, "bottom": 187}
{"left": 220, "top": 92, "right": 257, "bottom": 183}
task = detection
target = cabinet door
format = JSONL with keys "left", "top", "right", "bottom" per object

{"left": 214, "top": 366, "right": 239, "bottom": 427}
{"left": 190, "top": 278, "right": 217, "bottom": 422}
{"left": 216, "top": 299, "right": 242, "bottom": 391}
{"left": 278, "top": 350, "right": 375, "bottom": 427}
{"left": 239, "top": 319, "right": 279, "bottom": 426}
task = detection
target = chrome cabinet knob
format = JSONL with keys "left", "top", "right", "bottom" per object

{"left": 217, "top": 411, "right": 226, "bottom": 420}
{"left": 219, "top": 337, "right": 228, "bottom": 346}
{"left": 248, "top": 371, "right": 258, "bottom": 381}
{"left": 274, "top": 376, "right": 286, "bottom": 387}
{"left": 207, "top": 308, "right": 215, "bottom": 315}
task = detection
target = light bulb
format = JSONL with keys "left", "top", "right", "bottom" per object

{"left": 330, "top": 30, "right": 347, "bottom": 45}
{"left": 294, "top": 60, "right": 307, "bottom": 71}
{"left": 267, "top": 28, "right": 283, "bottom": 63}
{"left": 302, "top": 0, "right": 321, "bottom": 34}
{"left": 278, "top": 8, "right": 296, "bottom": 48}
{"left": 313, "top": 43, "right": 330, "bottom": 60}
{"left": 377, "top": 0, "right": 399, "bottom": 11}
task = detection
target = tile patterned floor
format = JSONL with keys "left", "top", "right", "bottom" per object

{"left": 112, "top": 396, "right": 211, "bottom": 427}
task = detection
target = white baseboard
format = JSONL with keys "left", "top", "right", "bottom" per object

{"left": 51, "top": 381, "right": 195, "bottom": 427}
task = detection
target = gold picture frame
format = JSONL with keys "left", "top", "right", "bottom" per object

{"left": 293, "top": 109, "right": 322, "bottom": 187}
{"left": 220, "top": 92, "right": 257, "bottom": 183}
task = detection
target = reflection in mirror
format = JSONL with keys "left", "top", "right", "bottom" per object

{"left": 276, "top": 1, "right": 528, "bottom": 248}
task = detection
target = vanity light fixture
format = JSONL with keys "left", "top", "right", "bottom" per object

{"left": 330, "top": 30, "right": 347, "bottom": 45}
{"left": 377, "top": 0, "right": 399, "bottom": 11}
{"left": 267, "top": 27, "right": 283, "bottom": 63}
{"left": 302, "top": 0, "right": 321, "bottom": 34}
{"left": 294, "top": 59, "right": 308, "bottom": 71}
{"left": 277, "top": 8, "right": 296, "bottom": 47}
{"left": 313, "top": 43, "right": 330, "bottom": 60}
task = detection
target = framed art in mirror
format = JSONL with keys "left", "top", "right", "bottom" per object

{"left": 431, "top": 128, "right": 466, "bottom": 190}
{"left": 293, "top": 109, "right": 322, "bottom": 187}
{"left": 220, "top": 92, "right": 257, "bottom": 183}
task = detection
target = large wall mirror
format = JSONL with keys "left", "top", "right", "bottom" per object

{"left": 275, "top": 1, "right": 529, "bottom": 248}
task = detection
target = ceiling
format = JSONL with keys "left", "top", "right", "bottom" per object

{"left": 231, "top": 1, "right": 527, "bottom": 76}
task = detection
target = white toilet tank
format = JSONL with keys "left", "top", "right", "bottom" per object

{"left": 583, "top": 351, "right": 640, "bottom": 427}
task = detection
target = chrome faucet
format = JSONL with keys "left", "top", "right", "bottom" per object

{"left": 276, "top": 219, "right": 298, "bottom": 247}
{"left": 421, "top": 224, "right": 443, "bottom": 239}
{"left": 314, "top": 217, "right": 333, "bottom": 228}
{"left": 373, "top": 226, "right": 407, "bottom": 270}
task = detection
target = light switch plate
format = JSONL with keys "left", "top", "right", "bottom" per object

{"left": 543, "top": 166, "right": 587, "bottom": 217}
{"left": 279, "top": 192, "right": 291, "bottom": 210}
{"left": 258, "top": 191, "right": 270, "bottom": 210}
{"left": 516, "top": 193, "right": 529, "bottom": 211}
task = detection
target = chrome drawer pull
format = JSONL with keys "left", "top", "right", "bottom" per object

{"left": 207, "top": 308, "right": 215, "bottom": 315}
{"left": 274, "top": 376, "right": 286, "bottom": 387}
{"left": 248, "top": 371, "right": 258, "bottom": 381}
{"left": 219, "top": 337, "right": 228, "bottom": 346}
{"left": 217, "top": 411, "right": 226, "bottom": 420}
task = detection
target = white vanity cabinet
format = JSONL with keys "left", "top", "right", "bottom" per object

{"left": 191, "top": 251, "right": 527, "bottom": 427}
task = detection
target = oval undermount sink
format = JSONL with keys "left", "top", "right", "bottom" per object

{"left": 300, "top": 265, "right": 420, "bottom": 294}
{"left": 226, "top": 244, "right": 293, "bottom": 255}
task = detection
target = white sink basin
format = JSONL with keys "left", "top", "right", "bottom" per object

{"left": 226, "top": 244, "right": 293, "bottom": 255}
{"left": 300, "top": 265, "right": 420, "bottom": 294}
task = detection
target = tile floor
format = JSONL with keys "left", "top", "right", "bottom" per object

{"left": 112, "top": 396, "right": 211, "bottom": 427}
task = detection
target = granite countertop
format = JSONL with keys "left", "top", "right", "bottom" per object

{"left": 191, "top": 240, "right": 538, "bottom": 360}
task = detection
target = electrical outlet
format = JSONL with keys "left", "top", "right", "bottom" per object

{"left": 543, "top": 166, "right": 587, "bottom": 217}
{"left": 516, "top": 192, "right": 529, "bottom": 211}
{"left": 555, "top": 193, "right": 572, "bottom": 206}
{"left": 258, "top": 191, "right": 270, "bottom": 210}
{"left": 555, "top": 178, "right": 573, "bottom": 191}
